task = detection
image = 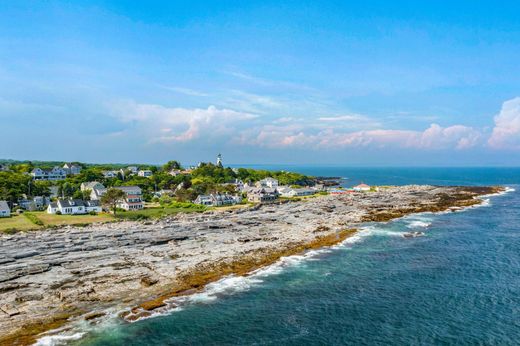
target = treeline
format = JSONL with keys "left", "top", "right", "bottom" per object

{"left": 0, "top": 160, "right": 314, "bottom": 204}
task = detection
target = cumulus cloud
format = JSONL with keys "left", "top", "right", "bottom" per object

{"left": 109, "top": 100, "right": 257, "bottom": 143}
{"left": 488, "top": 97, "right": 520, "bottom": 149}
{"left": 238, "top": 123, "right": 481, "bottom": 150}
{"left": 107, "top": 99, "right": 482, "bottom": 152}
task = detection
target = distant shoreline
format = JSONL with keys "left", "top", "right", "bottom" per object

{"left": 0, "top": 185, "right": 503, "bottom": 345}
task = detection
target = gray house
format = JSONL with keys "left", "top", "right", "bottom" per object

{"left": 0, "top": 201, "right": 11, "bottom": 218}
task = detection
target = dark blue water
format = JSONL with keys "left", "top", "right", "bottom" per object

{"left": 66, "top": 168, "right": 519, "bottom": 346}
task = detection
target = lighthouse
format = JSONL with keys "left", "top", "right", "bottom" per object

{"left": 216, "top": 153, "right": 223, "bottom": 167}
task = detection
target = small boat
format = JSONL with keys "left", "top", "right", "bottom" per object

{"left": 403, "top": 231, "right": 425, "bottom": 238}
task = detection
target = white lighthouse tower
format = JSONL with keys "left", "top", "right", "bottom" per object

{"left": 216, "top": 153, "right": 223, "bottom": 167}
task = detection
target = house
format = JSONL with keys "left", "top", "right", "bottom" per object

{"left": 114, "top": 186, "right": 144, "bottom": 210}
{"left": 0, "top": 164, "right": 10, "bottom": 172}
{"left": 80, "top": 181, "right": 105, "bottom": 192}
{"left": 47, "top": 198, "right": 102, "bottom": 215}
{"left": 353, "top": 183, "right": 371, "bottom": 192}
{"left": 194, "top": 195, "right": 213, "bottom": 206}
{"left": 31, "top": 167, "right": 67, "bottom": 181}
{"left": 90, "top": 187, "right": 107, "bottom": 201}
{"left": 194, "top": 193, "right": 240, "bottom": 207}
{"left": 18, "top": 196, "right": 50, "bottom": 211}
{"left": 278, "top": 187, "right": 316, "bottom": 198}
{"left": 169, "top": 169, "right": 182, "bottom": 176}
{"left": 247, "top": 188, "right": 279, "bottom": 204}
{"left": 138, "top": 170, "right": 153, "bottom": 178}
{"left": 256, "top": 177, "right": 279, "bottom": 189}
{"left": 153, "top": 189, "right": 174, "bottom": 198}
{"left": 232, "top": 179, "right": 245, "bottom": 191}
{"left": 63, "top": 163, "right": 82, "bottom": 175}
{"left": 0, "top": 201, "right": 10, "bottom": 217}
{"left": 127, "top": 166, "right": 139, "bottom": 174}
{"left": 102, "top": 170, "right": 119, "bottom": 178}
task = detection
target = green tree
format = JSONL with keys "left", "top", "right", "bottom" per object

{"left": 162, "top": 160, "right": 182, "bottom": 171}
{"left": 101, "top": 188, "right": 126, "bottom": 216}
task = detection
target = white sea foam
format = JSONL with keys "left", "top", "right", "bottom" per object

{"left": 37, "top": 187, "right": 516, "bottom": 344}
{"left": 34, "top": 332, "right": 85, "bottom": 346}
{"left": 407, "top": 220, "right": 431, "bottom": 228}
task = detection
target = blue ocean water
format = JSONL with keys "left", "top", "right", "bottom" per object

{"left": 64, "top": 168, "right": 519, "bottom": 346}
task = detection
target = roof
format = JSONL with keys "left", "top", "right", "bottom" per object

{"left": 85, "top": 200, "right": 100, "bottom": 207}
{"left": 0, "top": 201, "right": 10, "bottom": 211}
{"left": 58, "top": 199, "right": 85, "bottom": 208}
{"left": 49, "top": 202, "right": 58, "bottom": 208}
{"left": 355, "top": 184, "right": 370, "bottom": 188}
{"left": 82, "top": 181, "right": 104, "bottom": 189}
{"left": 259, "top": 177, "right": 277, "bottom": 182}
{"left": 115, "top": 186, "right": 142, "bottom": 193}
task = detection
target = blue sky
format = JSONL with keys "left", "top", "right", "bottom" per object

{"left": 1, "top": 1, "right": 520, "bottom": 166}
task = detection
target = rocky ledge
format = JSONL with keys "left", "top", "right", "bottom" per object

{"left": 0, "top": 185, "right": 502, "bottom": 345}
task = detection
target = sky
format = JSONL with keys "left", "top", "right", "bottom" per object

{"left": 1, "top": 0, "right": 520, "bottom": 166}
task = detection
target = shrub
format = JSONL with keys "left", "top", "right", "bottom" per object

{"left": 89, "top": 211, "right": 97, "bottom": 215}
{"left": 2, "top": 228, "right": 18, "bottom": 235}
{"left": 24, "top": 213, "right": 44, "bottom": 226}
{"left": 56, "top": 211, "right": 62, "bottom": 215}
{"left": 117, "top": 213, "right": 150, "bottom": 221}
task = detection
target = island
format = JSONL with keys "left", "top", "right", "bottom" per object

{"left": 0, "top": 183, "right": 502, "bottom": 345}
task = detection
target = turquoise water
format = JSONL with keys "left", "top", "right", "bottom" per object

{"left": 67, "top": 168, "right": 519, "bottom": 345}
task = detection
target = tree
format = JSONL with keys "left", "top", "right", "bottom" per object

{"left": 162, "top": 160, "right": 182, "bottom": 172}
{"left": 101, "top": 188, "right": 126, "bottom": 216}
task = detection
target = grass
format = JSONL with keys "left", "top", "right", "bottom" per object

{"left": 31, "top": 211, "right": 114, "bottom": 226}
{"left": 1, "top": 202, "right": 206, "bottom": 232}
{"left": 0, "top": 214, "right": 41, "bottom": 233}
{"left": 116, "top": 205, "right": 206, "bottom": 220}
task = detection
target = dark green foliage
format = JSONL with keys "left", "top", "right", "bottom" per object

{"left": 24, "top": 213, "right": 44, "bottom": 226}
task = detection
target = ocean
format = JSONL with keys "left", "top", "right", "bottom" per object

{"left": 45, "top": 167, "right": 520, "bottom": 346}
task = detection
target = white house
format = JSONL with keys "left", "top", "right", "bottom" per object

{"left": 31, "top": 167, "right": 67, "bottom": 181}
{"left": 232, "top": 179, "right": 245, "bottom": 191}
{"left": 194, "top": 193, "right": 240, "bottom": 207}
{"left": 247, "top": 188, "right": 279, "bottom": 204}
{"left": 278, "top": 187, "right": 316, "bottom": 198}
{"left": 257, "top": 177, "right": 279, "bottom": 189}
{"left": 353, "top": 183, "right": 371, "bottom": 192}
{"left": 102, "top": 170, "right": 119, "bottom": 178}
{"left": 0, "top": 201, "right": 10, "bottom": 217}
{"left": 138, "top": 170, "right": 153, "bottom": 178}
{"left": 127, "top": 166, "right": 139, "bottom": 174}
{"left": 63, "top": 163, "right": 82, "bottom": 175}
{"left": 90, "top": 187, "right": 106, "bottom": 200}
{"left": 47, "top": 199, "right": 102, "bottom": 215}
{"left": 80, "top": 181, "right": 105, "bottom": 192}
{"left": 115, "top": 186, "right": 144, "bottom": 210}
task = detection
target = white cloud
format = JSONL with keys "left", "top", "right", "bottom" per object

{"left": 162, "top": 86, "right": 209, "bottom": 97}
{"left": 488, "top": 97, "right": 520, "bottom": 149}
{"left": 109, "top": 100, "right": 257, "bottom": 143}
{"left": 107, "top": 99, "right": 482, "bottom": 153}
{"left": 238, "top": 123, "right": 481, "bottom": 150}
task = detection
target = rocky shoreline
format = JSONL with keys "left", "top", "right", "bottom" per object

{"left": 0, "top": 185, "right": 502, "bottom": 345}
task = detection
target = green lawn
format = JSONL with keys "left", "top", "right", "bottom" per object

{"left": 115, "top": 206, "right": 206, "bottom": 220}
{"left": 30, "top": 211, "right": 114, "bottom": 226}
{"left": 0, "top": 214, "right": 41, "bottom": 233}
{"left": 0, "top": 206, "right": 203, "bottom": 232}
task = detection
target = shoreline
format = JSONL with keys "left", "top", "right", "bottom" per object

{"left": 0, "top": 185, "right": 505, "bottom": 345}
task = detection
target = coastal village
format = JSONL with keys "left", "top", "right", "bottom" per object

{"left": 0, "top": 155, "right": 373, "bottom": 231}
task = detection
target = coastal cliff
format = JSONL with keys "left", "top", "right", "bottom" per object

{"left": 0, "top": 185, "right": 502, "bottom": 345}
